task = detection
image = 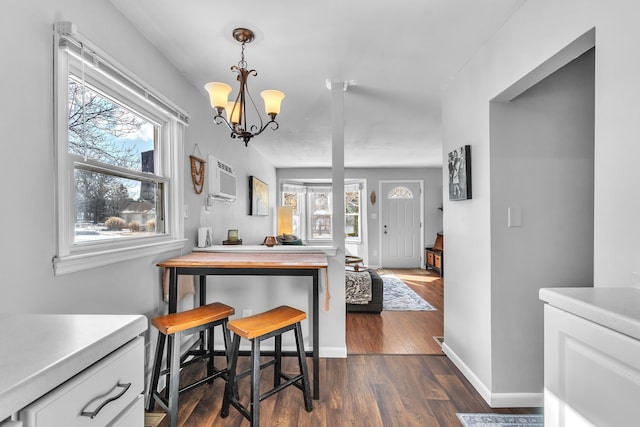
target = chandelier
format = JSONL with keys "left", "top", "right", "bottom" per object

{"left": 204, "top": 28, "right": 285, "bottom": 146}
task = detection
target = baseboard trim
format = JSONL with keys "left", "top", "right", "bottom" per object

{"left": 320, "top": 346, "right": 348, "bottom": 358}
{"left": 442, "top": 342, "right": 543, "bottom": 408}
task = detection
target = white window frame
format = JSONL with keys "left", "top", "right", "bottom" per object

{"left": 280, "top": 180, "right": 363, "bottom": 244}
{"left": 344, "top": 184, "right": 362, "bottom": 243}
{"left": 53, "top": 23, "right": 188, "bottom": 275}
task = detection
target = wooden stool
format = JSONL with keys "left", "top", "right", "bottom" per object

{"left": 221, "top": 305, "right": 312, "bottom": 426}
{"left": 147, "top": 302, "right": 234, "bottom": 427}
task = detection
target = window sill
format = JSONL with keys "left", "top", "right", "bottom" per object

{"left": 53, "top": 238, "right": 188, "bottom": 276}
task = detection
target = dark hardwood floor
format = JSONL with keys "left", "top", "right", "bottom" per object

{"left": 151, "top": 268, "right": 542, "bottom": 426}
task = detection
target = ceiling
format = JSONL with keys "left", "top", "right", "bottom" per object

{"left": 110, "top": 0, "right": 525, "bottom": 168}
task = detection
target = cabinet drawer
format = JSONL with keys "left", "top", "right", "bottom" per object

{"left": 20, "top": 337, "right": 143, "bottom": 427}
{"left": 434, "top": 255, "right": 442, "bottom": 269}
{"left": 110, "top": 395, "right": 143, "bottom": 427}
{"left": 426, "top": 252, "right": 434, "bottom": 265}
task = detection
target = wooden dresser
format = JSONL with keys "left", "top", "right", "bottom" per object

{"left": 425, "top": 233, "right": 443, "bottom": 276}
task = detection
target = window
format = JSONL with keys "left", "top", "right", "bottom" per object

{"left": 388, "top": 186, "right": 414, "bottom": 199}
{"left": 281, "top": 181, "right": 362, "bottom": 242}
{"left": 53, "top": 23, "right": 188, "bottom": 275}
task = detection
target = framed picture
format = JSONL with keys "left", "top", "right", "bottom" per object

{"left": 448, "top": 145, "right": 472, "bottom": 201}
{"left": 249, "top": 176, "right": 269, "bottom": 216}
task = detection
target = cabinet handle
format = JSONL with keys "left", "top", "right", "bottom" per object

{"left": 80, "top": 382, "right": 131, "bottom": 419}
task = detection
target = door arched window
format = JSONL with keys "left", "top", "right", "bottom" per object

{"left": 387, "top": 186, "right": 414, "bottom": 199}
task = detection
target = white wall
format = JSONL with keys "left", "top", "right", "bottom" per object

{"left": 0, "top": 0, "right": 342, "bottom": 369}
{"left": 441, "top": 0, "right": 640, "bottom": 407}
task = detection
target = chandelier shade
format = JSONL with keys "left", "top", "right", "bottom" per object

{"left": 204, "top": 28, "right": 284, "bottom": 146}
{"left": 204, "top": 82, "right": 232, "bottom": 110}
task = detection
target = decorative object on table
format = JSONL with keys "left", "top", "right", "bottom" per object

{"left": 448, "top": 144, "right": 472, "bottom": 201}
{"left": 456, "top": 413, "right": 543, "bottom": 427}
{"left": 262, "top": 235, "right": 277, "bottom": 247}
{"left": 203, "top": 28, "right": 285, "bottom": 147}
{"left": 370, "top": 190, "right": 376, "bottom": 205}
{"left": 345, "top": 255, "right": 366, "bottom": 272}
{"left": 189, "top": 144, "right": 206, "bottom": 194}
{"left": 249, "top": 175, "right": 269, "bottom": 216}
{"left": 197, "top": 226, "right": 212, "bottom": 248}
{"left": 277, "top": 206, "right": 293, "bottom": 236}
{"left": 223, "top": 229, "right": 242, "bottom": 245}
{"left": 380, "top": 273, "right": 436, "bottom": 311}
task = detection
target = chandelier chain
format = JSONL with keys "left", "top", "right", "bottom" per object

{"left": 238, "top": 41, "right": 247, "bottom": 69}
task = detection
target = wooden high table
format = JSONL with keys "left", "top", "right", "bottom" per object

{"left": 157, "top": 251, "right": 329, "bottom": 400}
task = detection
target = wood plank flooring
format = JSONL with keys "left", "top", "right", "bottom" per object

{"left": 151, "top": 268, "right": 542, "bottom": 426}
{"left": 347, "top": 268, "right": 444, "bottom": 355}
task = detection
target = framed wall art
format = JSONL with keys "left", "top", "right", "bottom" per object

{"left": 249, "top": 175, "right": 269, "bottom": 216}
{"left": 448, "top": 145, "right": 472, "bottom": 201}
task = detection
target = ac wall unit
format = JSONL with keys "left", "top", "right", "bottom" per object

{"left": 208, "top": 155, "right": 237, "bottom": 201}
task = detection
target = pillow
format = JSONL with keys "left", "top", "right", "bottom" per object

{"left": 281, "top": 238, "right": 304, "bottom": 245}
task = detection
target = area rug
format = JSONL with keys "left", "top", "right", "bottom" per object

{"left": 456, "top": 413, "right": 543, "bottom": 427}
{"left": 381, "top": 273, "right": 436, "bottom": 311}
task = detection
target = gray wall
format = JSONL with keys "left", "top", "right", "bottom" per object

{"left": 489, "top": 49, "right": 595, "bottom": 394}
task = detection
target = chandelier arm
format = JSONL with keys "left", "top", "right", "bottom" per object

{"left": 213, "top": 114, "right": 234, "bottom": 132}
{"left": 239, "top": 68, "right": 263, "bottom": 133}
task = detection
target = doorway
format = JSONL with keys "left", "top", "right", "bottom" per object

{"left": 379, "top": 181, "right": 423, "bottom": 268}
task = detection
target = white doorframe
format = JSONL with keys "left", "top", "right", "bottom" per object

{"left": 378, "top": 179, "right": 425, "bottom": 268}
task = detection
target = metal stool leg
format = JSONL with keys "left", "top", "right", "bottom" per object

{"left": 295, "top": 322, "right": 313, "bottom": 411}
{"left": 147, "top": 332, "right": 166, "bottom": 411}
{"left": 274, "top": 333, "right": 282, "bottom": 387}
{"left": 221, "top": 333, "right": 241, "bottom": 418}
{"left": 250, "top": 337, "right": 261, "bottom": 427}
{"left": 167, "top": 330, "right": 182, "bottom": 427}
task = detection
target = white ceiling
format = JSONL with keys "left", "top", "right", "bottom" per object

{"left": 110, "top": 0, "right": 525, "bottom": 168}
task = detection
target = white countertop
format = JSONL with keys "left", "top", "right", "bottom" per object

{"left": 194, "top": 244, "right": 338, "bottom": 256}
{"left": 0, "top": 314, "right": 147, "bottom": 420}
{"left": 539, "top": 287, "right": 640, "bottom": 341}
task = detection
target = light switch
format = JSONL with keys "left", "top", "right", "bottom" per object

{"left": 508, "top": 207, "right": 522, "bottom": 227}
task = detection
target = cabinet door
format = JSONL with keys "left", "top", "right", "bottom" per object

{"left": 544, "top": 305, "right": 640, "bottom": 427}
{"left": 19, "top": 337, "right": 143, "bottom": 427}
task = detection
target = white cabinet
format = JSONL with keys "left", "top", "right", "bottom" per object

{"left": 540, "top": 287, "right": 640, "bottom": 427}
{"left": 0, "top": 314, "right": 147, "bottom": 426}
{"left": 19, "top": 337, "right": 144, "bottom": 427}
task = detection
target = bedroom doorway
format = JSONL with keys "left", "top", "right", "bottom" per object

{"left": 379, "top": 181, "right": 423, "bottom": 268}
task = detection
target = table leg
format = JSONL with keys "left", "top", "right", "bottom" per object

{"left": 313, "top": 269, "right": 319, "bottom": 400}
{"left": 169, "top": 267, "right": 178, "bottom": 314}
{"left": 199, "top": 275, "right": 206, "bottom": 352}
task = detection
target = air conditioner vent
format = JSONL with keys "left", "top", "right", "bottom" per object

{"left": 208, "top": 155, "right": 237, "bottom": 201}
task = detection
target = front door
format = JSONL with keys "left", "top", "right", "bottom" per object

{"left": 380, "top": 181, "right": 422, "bottom": 268}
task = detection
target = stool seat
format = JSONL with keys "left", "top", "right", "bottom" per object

{"left": 228, "top": 305, "right": 306, "bottom": 339}
{"left": 152, "top": 302, "right": 235, "bottom": 335}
